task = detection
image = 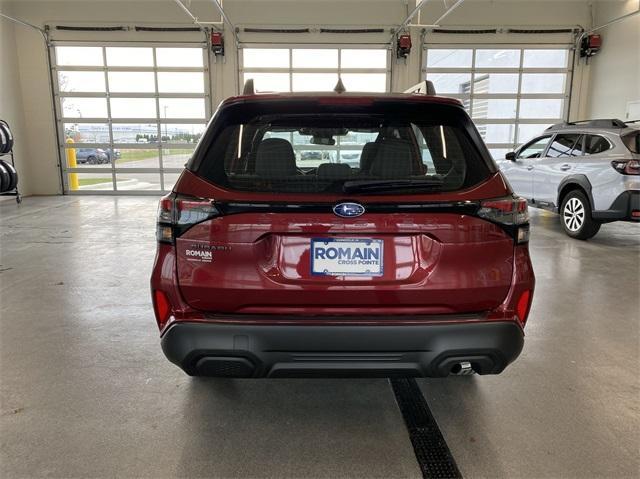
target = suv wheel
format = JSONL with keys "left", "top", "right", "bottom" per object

{"left": 87, "top": 155, "right": 97, "bottom": 165}
{"left": 560, "top": 190, "right": 600, "bottom": 240}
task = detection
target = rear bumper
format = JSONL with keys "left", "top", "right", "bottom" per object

{"left": 161, "top": 320, "right": 524, "bottom": 378}
{"left": 593, "top": 190, "right": 640, "bottom": 222}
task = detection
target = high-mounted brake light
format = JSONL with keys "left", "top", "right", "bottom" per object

{"left": 611, "top": 160, "right": 640, "bottom": 175}
{"left": 477, "top": 196, "right": 530, "bottom": 244}
{"left": 156, "top": 193, "right": 219, "bottom": 243}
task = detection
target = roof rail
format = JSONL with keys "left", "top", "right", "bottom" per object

{"left": 403, "top": 80, "right": 436, "bottom": 95}
{"left": 546, "top": 118, "right": 628, "bottom": 131}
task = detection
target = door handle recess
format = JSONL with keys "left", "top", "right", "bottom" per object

{"left": 560, "top": 164, "right": 571, "bottom": 171}
{"left": 527, "top": 165, "right": 534, "bottom": 171}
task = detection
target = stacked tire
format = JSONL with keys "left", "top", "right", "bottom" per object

{"left": 0, "top": 120, "right": 19, "bottom": 193}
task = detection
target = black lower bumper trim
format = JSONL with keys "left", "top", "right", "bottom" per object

{"left": 161, "top": 321, "right": 524, "bottom": 378}
{"left": 593, "top": 190, "right": 640, "bottom": 222}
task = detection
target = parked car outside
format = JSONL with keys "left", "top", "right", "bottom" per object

{"left": 105, "top": 148, "right": 120, "bottom": 161}
{"left": 75, "top": 148, "right": 109, "bottom": 164}
{"left": 151, "top": 90, "right": 535, "bottom": 378}
{"left": 499, "top": 119, "right": 640, "bottom": 239}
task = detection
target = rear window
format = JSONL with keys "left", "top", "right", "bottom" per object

{"left": 622, "top": 131, "right": 640, "bottom": 153}
{"left": 194, "top": 101, "right": 492, "bottom": 195}
{"left": 546, "top": 134, "right": 583, "bottom": 158}
{"left": 584, "top": 135, "right": 612, "bottom": 155}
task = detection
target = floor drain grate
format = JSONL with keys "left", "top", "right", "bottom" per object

{"left": 390, "top": 378, "right": 462, "bottom": 479}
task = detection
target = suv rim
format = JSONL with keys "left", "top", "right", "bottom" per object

{"left": 564, "top": 197, "right": 584, "bottom": 232}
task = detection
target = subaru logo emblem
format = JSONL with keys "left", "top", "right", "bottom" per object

{"left": 333, "top": 202, "right": 365, "bottom": 218}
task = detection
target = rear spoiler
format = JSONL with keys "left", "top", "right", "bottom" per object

{"left": 404, "top": 80, "right": 436, "bottom": 95}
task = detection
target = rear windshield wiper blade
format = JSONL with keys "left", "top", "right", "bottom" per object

{"left": 343, "top": 179, "right": 444, "bottom": 194}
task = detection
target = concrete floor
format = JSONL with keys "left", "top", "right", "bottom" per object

{"left": 1, "top": 196, "right": 638, "bottom": 478}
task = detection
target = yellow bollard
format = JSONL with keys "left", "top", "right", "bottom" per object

{"left": 66, "top": 138, "right": 79, "bottom": 190}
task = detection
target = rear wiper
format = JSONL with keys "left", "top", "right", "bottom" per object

{"left": 343, "top": 178, "right": 444, "bottom": 194}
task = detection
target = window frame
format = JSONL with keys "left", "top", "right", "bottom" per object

{"left": 51, "top": 41, "right": 211, "bottom": 194}
{"left": 423, "top": 44, "right": 573, "bottom": 158}
{"left": 545, "top": 133, "right": 585, "bottom": 159}
{"left": 516, "top": 135, "right": 553, "bottom": 159}
{"left": 584, "top": 134, "right": 614, "bottom": 156}
{"left": 239, "top": 44, "right": 391, "bottom": 94}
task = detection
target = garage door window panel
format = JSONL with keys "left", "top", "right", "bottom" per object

{"left": 111, "top": 123, "right": 158, "bottom": 144}
{"left": 473, "top": 73, "right": 519, "bottom": 94}
{"left": 425, "top": 46, "right": 570, "bottom": 153}
{"left": 475, "top": 49, "right": 520, "bottom": 68}
{"left": 242, "top": 46, "right": 389, "bottom": 93}
{"left": 110, "top": 98, "right": 157, "bottom": 119}
{"left": 64, "top": 123, "right": 110, "bottom": 143}
{"left": 106, "top": 47, "right": 153, "bottom": 67}
{"left": 108, "top": 72, "right": 156, "bottom": 93}
{"left": 67, "top": 173, "right": 113, "bottom": 190}
{"left": 64, "top": 147, "right": 111, "bottom": 168}
{"left": 341, "top": 73, "right": 386, "bottom": 93}
{"left": 58, "top": 71, "right": 106, "bottom": 93}
{"left": 340, "top": 49, "right": 387, "bottom": 69}
{"left": 159, "top": 98, "right": 205, "bottom": 119}
{"left": 517, "top": 123, "right": 552, "bottom": 143}
{"left": 115, "top": 149, "right": 161, "bottom": 169}
{"left": 292, "top": 73, "right": 339, "bottom": 92}
{"left": 61, "top": 97, "right": 108, "bottom": 119}
{"left": 161, "top": 124, "right": 205, "bottom": 145}
{"left": 292, "top": 49, "right": 338, "bottom": 68}
{"left": 162, "top": 148, "right": 195, "bottom": 169}
{"left": 157, "top": 72, "right": 205, "bottom": 93}
{"left": 116, "top": 172, "right": 162, "bottom": 191}
{"left": 53, "top": 43, "right": 209, "bottom": 194}
{"left": 56, "top": 46, "right": 103, "bottom": 66}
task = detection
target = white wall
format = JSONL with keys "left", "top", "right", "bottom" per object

{"left": 587, "top": 0, "right": 640, "bottom": 120}
{"left": 0, "top": 3, "right": 31, "bottom": 195}
{"left": 0, "top": 0, "right": 602, "bottom": 195}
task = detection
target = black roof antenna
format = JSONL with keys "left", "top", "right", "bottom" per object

{"left": 403, "top": 80, "right": 436, "bottom": 95}
{"left": 242, "top": 78, "right": 255, "bottom": 95}
{"left": 334, "top": 78, "right": 346, "bottom": 94}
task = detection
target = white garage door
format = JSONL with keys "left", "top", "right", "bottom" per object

{"left": 241, "top": 46, "right": 390, "bottom": 93}
{"left": 240, "top": 45, "right": 389, "bottom": 166}
{"left": 424, "top": 45, "right": 572, "bottom": 159}
{"left": 52, "top": 42, "right": 210, "bottom": 193}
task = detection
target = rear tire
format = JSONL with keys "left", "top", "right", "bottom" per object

{"left": 560, "top": 190, "right": 600, "bottom": 240}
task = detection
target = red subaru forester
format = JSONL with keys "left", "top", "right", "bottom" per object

{"left": 151, "top": 90, "right": 534, "bottom": 378}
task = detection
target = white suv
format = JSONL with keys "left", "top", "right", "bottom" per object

{"left": 499, "top": 119, "right": 640, "bottom": 239}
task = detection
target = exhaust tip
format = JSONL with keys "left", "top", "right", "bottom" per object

{"left": 450, "top": 361, "right": 475, "bottom": 376}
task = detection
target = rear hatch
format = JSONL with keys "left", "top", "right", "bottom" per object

{"left": 171, "top": 96, "right": 518, "bottom": 316}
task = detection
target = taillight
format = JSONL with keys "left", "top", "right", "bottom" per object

{"left": 152, "top": 290, "right": 172, "bottom": 329}
{"left": 477, "top": 196, "right": 530, "bottom": 244}
{"left": 516, "top": 289, "right": 533, "bottom": 326}
{"left": 156, "top": 193, "right": 220, "bottom": 243}
{"left": 611, "top": 160, "right": 640, "bottom": 175}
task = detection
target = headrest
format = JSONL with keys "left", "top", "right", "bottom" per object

{"left": 317, "top": 162, "right": 352, "bottom": 178}
{"left": 359, "top": 142, "right": 379, "bottom": 172}
{"left": 255, "top": 138, "right": 297, "bottom": 178}
{"left": 370, "top": 139, "right": 414, "bottom": 178}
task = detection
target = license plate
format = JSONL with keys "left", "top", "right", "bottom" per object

{"left": 311, "top": 238, "right": 383, "bottom": 276}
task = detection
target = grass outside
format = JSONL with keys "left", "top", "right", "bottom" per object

{"left": 78, "top": 177, "right": 112, "bottom": 186}
{"left": 117, "top": 149, "right": 193, "bottom": 164}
